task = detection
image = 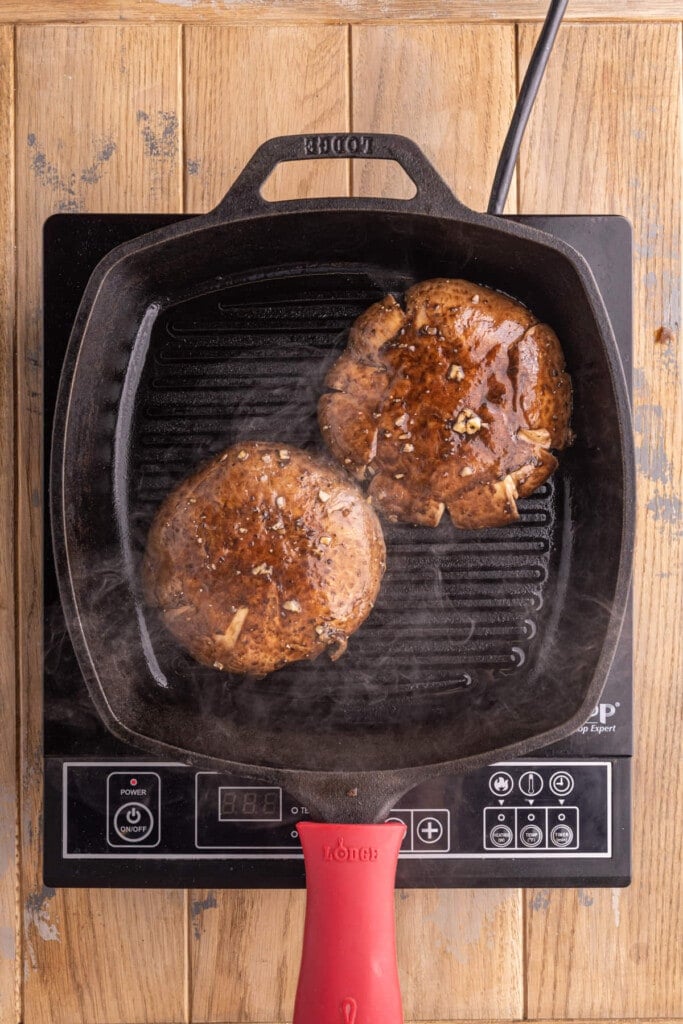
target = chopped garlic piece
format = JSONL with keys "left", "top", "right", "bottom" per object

{"left": 453, "top": 408, "right": 482, "bottom": 435}
{"left": 252, "top": 563, "right": 272, "bottom": 576}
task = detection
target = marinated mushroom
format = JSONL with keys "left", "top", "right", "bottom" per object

{"left": 143, "top": 442, "right": 386, "bottom": 675}
{"left": 318, "top": 278, "right": 572, "bottom": 528}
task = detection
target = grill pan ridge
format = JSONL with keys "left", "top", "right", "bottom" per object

{"left": 52, "top": 134, "right": 634, "bottom": 821}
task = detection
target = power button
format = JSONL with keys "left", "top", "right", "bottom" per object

{"left": 107, "top": 772, "right": 161, "bottom": 848}
{"left": 113, "top": 802, "right": 155, "bottom": 842}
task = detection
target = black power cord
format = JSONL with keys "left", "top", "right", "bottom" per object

{"left": 487, "top": 0, "right": 569, "bottom": 215}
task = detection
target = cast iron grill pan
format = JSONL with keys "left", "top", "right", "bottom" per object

{"left": 52, "top": 135, "right": 634, "bottom": 821}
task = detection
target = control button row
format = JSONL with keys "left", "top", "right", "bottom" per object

{"left": 484, "top": 806, "right": 579, "bottom": 851}
{"left": 488, "top": 769, "right": 575, "bottom": 798}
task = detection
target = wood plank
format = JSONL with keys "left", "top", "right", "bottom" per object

{"left": 518, "top": 23, "right": 683, "bottom": 1019}
{"left": 395, "top": 888, "right": 522, "bottom": 1021}
{"left": 190, "top": 888, "right": 305, "bottom": 1022}
{"left": 351, "top": 24, "right": 517, "bottom": 212}
{"left": 0, "top": 0, "right": 680, "bottom": 23}
{"left": 184, "top": 25, "right": 349, "bottom": 213}
{"left": 16, "top": 25, "right": 187, "bottom": 1024}
{"left": 183, "top": 24, "right": 348, "bottom": 1023}
{"left": 352, "top": 24, "right": 524, "bottom": 1023}
{"left": 0, "top": 25, "right": 15, "bottom": 1024}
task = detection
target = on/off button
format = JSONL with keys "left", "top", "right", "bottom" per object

{"left": 113, "top": 802, "right": 155, "bottom": 843}
{"left": 107, "top": 771, "right": 161, "bottom": 849}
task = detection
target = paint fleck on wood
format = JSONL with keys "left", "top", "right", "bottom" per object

{"left": 26, "top": 132, "right": 117, "bottom": 209}
{"left": 531, "top": 889, "right": 551, "bottom": 911}
{"left": 80, "top": 140, "right": 117, "bottom": 184}
{"left": 136, "top": 109, "right": 178, "bottom": 159}
{"left": 190, "top": 890, "right": 217, "bottom": 940}
{"left": 634, "top": 402, "right": 672, "bottom": 485}
{"left": 646, "top": 492, "right": 682, "bottom": 527}
{"left": 24, "top": 886, "right": 59, "bottom": 969}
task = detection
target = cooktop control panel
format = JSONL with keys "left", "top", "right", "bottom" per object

{"left": 46, "top": 757, "right": 629, "bottom": 887}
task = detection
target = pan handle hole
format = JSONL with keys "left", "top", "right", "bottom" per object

{"left": 260, "top": 158, "right": 418, "bottom": 202}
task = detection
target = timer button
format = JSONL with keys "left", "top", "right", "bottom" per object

{"left": 549, "top": 771, "right": 575, "bottom": 797}
{"left": 550, "top": 823, "right": 575, "bottom": 847}
{"left": 113, "top": 802, "right": 154, "bottom": 843}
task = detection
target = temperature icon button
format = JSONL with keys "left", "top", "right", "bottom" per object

{"left": 518, "top": 771, "right": 544, "bottom": 797}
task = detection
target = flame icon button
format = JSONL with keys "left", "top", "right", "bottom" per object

{"left": 488, "top": 771, "right": 514, "bottom": 797}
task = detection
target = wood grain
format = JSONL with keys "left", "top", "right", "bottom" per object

{"left": 190, "top": 888, "right": 305, "bottom": 1022}
{"left": 0, "top": 25, "right": 15, "bottom": 1024}
{"left": 0, "top": 0, "right": 679, "bottom": 23}
{"left": 183, "top": 23, "right": 348, "bottom": 1023}
{"left": 518, "top": 23, "right": 683, "bottom": 1019}
{"left": 396, "top": 888, "right": 523, "bottom": 1021}
{"left": 15, "top": 25, "right": 187, "bottom": 1024}
{"left": 351, "top": 24, "right": 517, "bottom": 212}
{"left": 184, "top": 25, "right": 349, "bottom": 212}
{"left": 351, "top": 23, "right": 524, "bottom": 1023}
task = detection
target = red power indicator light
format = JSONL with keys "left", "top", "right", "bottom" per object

{"left": 130, "top": 778, "right": 138, "bottom": 786}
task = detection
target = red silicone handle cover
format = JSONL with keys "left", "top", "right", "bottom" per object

{"left": 293, "top": 821, "right": 406, "bottom": 1024}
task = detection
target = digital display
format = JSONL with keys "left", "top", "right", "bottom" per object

{"left": 218, "top": 787, "right": 282, "bottom": 822}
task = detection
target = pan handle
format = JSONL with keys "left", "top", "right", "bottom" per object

{"left": 210, "top": 133, "right": 468, "bottom": 219}
{"left": 293, "top": 821, "right": 406, "bottom": 1024}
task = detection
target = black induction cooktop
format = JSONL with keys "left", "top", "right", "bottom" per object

{"left": 43, "top": 212, "right": 632, "bottom": 889}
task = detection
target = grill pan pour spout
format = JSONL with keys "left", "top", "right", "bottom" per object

{"left": 52, "top": 133, "right": 634, "bottom": 1022}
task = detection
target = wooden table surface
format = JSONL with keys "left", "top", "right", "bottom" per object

{"left": 0, "top": 2, "right": 680, "bottom": 1022}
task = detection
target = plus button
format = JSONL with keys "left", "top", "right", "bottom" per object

{"left": 416, "top": 816, "right": 444, "bottom": 844}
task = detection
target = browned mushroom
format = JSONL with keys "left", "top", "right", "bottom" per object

{"left": 143, "top": 442, "right": 386, "bottom": 675}
{"left": 319, "top": 279, "right": 572, "bottom": 529}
